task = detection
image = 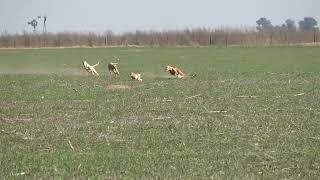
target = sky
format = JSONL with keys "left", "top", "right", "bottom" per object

{"left": 0, "top": 0, "right": 319, "bottom": 34}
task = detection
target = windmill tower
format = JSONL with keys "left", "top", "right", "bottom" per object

{"left": 43, "top": 15, "right": 47, "bottom": 33}
{"left": 37, "top": 14, "right": 47, "bottom": 33}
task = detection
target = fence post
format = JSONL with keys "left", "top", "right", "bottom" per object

{"left": 88, "top": 36, "right": 92, "bottom": 47}
{"left": 270, "top": 31, "right": 273, "bottom": 46}
{"left": 135, "top": 35, "right": 139, "bottom": 45}
{"left": 225, "top": 33, "right": 228, "bottom": 48}
{"left": 151, "top": 36, "right": 154, "bottom": 46}
{"left": 57, "top": 35, "right": 61, "bottom": 47}
{"left": 284, "top": 32, "right": 288, "bottom": 45}
{"left": 42, "top": 34, "right": 45, "bottom": 47}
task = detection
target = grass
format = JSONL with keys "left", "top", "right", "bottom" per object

{"left": 0, "top": 47, "right": 320, "bottom": 179}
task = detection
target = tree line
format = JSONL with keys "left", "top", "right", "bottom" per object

{"left": 256, "top": 17, "right": 318, "bottom": 32}
{"left": 0, "top": 17, "right": 318, "bottom": 48}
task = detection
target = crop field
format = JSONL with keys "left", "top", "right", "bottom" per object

{"left": 0, "top": 46, "right": 320, "bottom": 179}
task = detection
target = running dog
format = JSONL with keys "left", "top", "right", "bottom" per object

{"left": 108, "top": 62, "right": 120, "bottom": 75}
{"left": 83, "top": 61, "right": 99, "bottom": 75}
{"left": 165, "top": 65, "right": 185, "bottom": 78}
{"left": 130, "top": 72, "right": 142, "bottom": 81}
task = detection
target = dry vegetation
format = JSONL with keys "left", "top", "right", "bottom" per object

{"left": 0, "top": 28, "right": 319, "bottom": 48}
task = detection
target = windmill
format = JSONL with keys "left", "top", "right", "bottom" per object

{"left": 27, "top": 19, "right": 38, "bottom": 32}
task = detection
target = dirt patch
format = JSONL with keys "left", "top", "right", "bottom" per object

{"left": 106, "top": 85, "right": 131, "bottom": 90}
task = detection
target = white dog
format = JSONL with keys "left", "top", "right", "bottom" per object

{"left": 83, "top": 61, "right": 99, "bottom": 75}
{"left": 131, "top": 72, "right": 142, "bottom": 81}
{"left": 108, "top": 62, "right": 120, "bottom": 75}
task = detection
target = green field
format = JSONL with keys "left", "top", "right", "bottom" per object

{"left": 1, "top": 47, "right": 320, "bottom": 179}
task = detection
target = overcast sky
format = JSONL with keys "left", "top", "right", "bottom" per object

{"left": 0, "top": 0, "right": 319, "bottom": 33}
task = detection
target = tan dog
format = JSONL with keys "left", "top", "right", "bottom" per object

{"left": 165, "top": 65, "right": 184, "bottom": 78}
{"left": 108, "top": 62, "right": 120, "bottom": 75}
{"left": 130, "top": 72, "right": 142, "bottom": 81}
{"left": 83, "top": 61, "right": 99, "bottom": 75}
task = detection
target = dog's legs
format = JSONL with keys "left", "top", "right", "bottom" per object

{"left": 113, "top": 69, "right": 119, "bottom": 75}
{"left": 89, "top": 67, "right": 98, "bottom": 75}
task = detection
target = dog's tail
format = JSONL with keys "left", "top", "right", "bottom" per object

{"left": 92, "top": 62, "right": 100, "bottom": 67}
{"left": 179, "top": 73, "right": 197, "bottom": 79}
